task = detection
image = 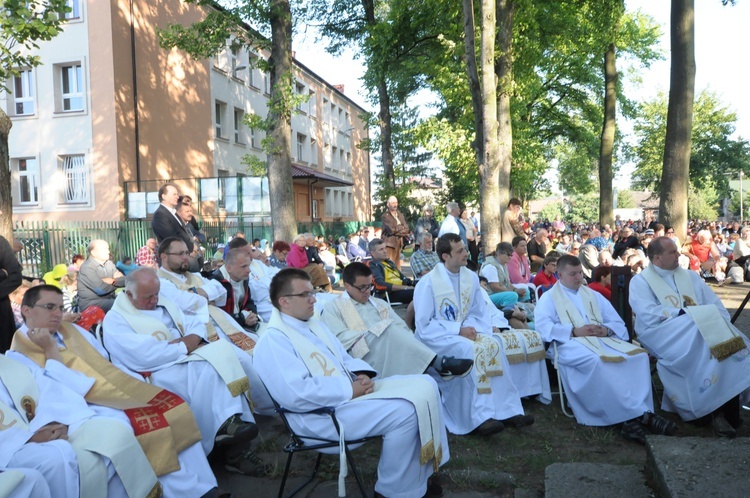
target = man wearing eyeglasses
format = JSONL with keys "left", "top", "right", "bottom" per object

{"left": 255, "top": 268, "right": 450, "bottom": 498}
{"left": 77, "top": 239, "right": 125, "bottom": 312}
{"left": 535, "top": 255, "right": 676, "bottom": 444}
{"left": 8, "top": 284, "right": 225, "bottom": 496}
{"left": 321, "top": 262, "right": 472, "bottom": 379}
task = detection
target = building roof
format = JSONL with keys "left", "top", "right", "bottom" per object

{"left": 291, "top": 163, "right": 353, "bottom": 187}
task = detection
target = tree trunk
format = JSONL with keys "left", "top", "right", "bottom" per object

{"left": 362, "top": 0, "right": 394, "bottom": 191}
{"left": 268, "top": 0, "right": 298, "bottom": 242}
{"left": 660, "top": 0, "right": 694, "bottom": 242}
{"left": 0, "top": 108, "right": 12, "bottom": 241}
{"left": 599, "top": 42, "right": 617, "bottom": 228}
{"left": 495, "top": 0, "right": 513, "bottom": 246}
{"left": 462, "top": 0, "right": 484, "bottom": 165}
{"left": 376, "top": 75, "right": 395, "bottom": 190}
{"left": 477, "top": 0, "right": 501, "bottom": 251}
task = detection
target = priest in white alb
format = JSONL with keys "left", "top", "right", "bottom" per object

{"left": 155, "top": 238, "right": 272, "bottom": 414}
{"left": 321, "top": 262, "right": 473, "bottom": 378}
{"left": 414, "top": 233, "right": 533, "bottom": 436}
{"left": 0, "top": 353, "right": 161, "bottom": 498}
{"left": 101, "top": 268, "right": 268, "bottom": 476}
{"left": 9, "top": 284, "right": 224, "bottom": 496}
{"left": 255, "top": 268, "right": 449, "bottom": 498}
{"left": 535, "top": 255, "right": 677, "bottom": 444}
{"left": 630, "top": 236, "right": 750, "bottom": 438}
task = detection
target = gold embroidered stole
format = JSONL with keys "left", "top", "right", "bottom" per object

{"left": 427, "top": 265, "right": 502, "bottom": 393}
{"left": 332, "top": 294, "right": 392, "bottom": 358}
{"left": 0, "top": 355, "right": 38, "bottom": 431}
{"left": 641, "top": 266, "right": 745, "bottom": 361}
{"left": 110, "top": 293, "right": 249, "bottom": 397}
{"left": 157, "top": 269, "right": 256, "bottom": 352}
{"left": 267, "top": 309, "right": 443, "bottom": 472}
{"left": 550, "top": 283, "right": 646, "bottom": 362}
{"left": 479, "top": 285, "right": 545, "bottom": 364}
{"left": 9, "top": 326, "right": 201, "bottom": 477}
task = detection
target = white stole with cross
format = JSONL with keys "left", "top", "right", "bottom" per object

{"left": 332, "top": 293, "right": 392, "bottom": 359}
{"left": 268, "top": 309, "right": 443, "bottom": 497}
{"left": 641, "top": 265, "right": 746, "bottom": 361}
{"left": 550, "top": 282, "right": 646, "bottom": 361}
{"left": 111, "top": 292, "right": 249, "bottom": 397}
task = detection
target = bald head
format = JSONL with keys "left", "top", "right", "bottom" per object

{"left": 125, "top": 267, "right": 161, "bottom": 310}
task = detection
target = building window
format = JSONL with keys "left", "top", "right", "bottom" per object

{"left": 308, "top": 90, "right": 316, "bottom": 117}
{"left": 296, "top": 82, "right": 306, "bottom": 112}
{"left": 58, "top": 154, "right": 89, "bottom": 204}
{"left": 250, "top": 128, "right": 257, "bottom": 148}
{"left": 297, "top": 133, "right": 306, "bottom": 162}
{"left": 58, "top": 64, "right": 83, "bottom": 112}
{"left": 230, "top": 46, "right": 240, "bottom": 72}
{"left": 64, "top": 0, "right": 81, "bottom": 19}
{"left": 10, "top": 69, "right": 34, "bottom": 116}
{"left": 339, "top": 149, "right": 345, "bottom": 174}
{"left": 234, "top": 108, "right": 244, "bottom": 143}
{"left": 248, "top": 53, "right": 258, "bottom": 88}
{"left": 215, "top": 101, "right": 226, "bottom": 138}
{"left": 332, "top": 146, "right": 338, "bottom": 170}
{"left": 263, "top": 73, "right": 269, "bottom": 94}
{"left": 13, "top": 158, "right": 39, "bottom": 205}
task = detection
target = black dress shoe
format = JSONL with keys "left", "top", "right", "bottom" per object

{"left": 214, "top": 415, "right": 259, "bottom": 448}
{"left": 620, "top": 419, "right": 647, "bottom": 445}
{"left": 424, "top": 475, "right": 444, "bottom": 497}
{"left": 437, "top": 356, "right": 474, "bottom": 378}
{"left": 713, "top": 414, "right": 738, "bottom": 438}
{"left": 641, "top": 411, "right": 678, "bottom": 436}
{"left": 501, "top": 414, "right": 535, "bottom": 428}
{"left": 470, "top": 419, "right": 505, "bottom": 436}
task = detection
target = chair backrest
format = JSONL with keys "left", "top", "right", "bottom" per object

{"left": 610, "top": 265, "right": 635, "bottom": 341}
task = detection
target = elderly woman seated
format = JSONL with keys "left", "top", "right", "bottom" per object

{"left": 687, "top": 229, "right": 728, "bottom": 281}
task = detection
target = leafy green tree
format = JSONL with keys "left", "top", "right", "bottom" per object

{"left": 687, "top": 183, "right": 719, "bottom": 220}
{"left": 629, "top": 90, "right": 750, "bottom": 199}
{"left": 537, "top": 201, "right": 565, "bottom": 223}
{"left": 566, "top": 192, "right": 600, "bottom": 224}
{"left": 0, "top": 0, "right": 69, "bottom": 240}
{"left": 616, "top": 189, "right": 637, "bottom": 209}
{"left": 159, "top": 0, "right": 299, "bottom": 241}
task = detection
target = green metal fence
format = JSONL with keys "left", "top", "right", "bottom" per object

{"left": 12, "top": 218, "right": 371, "bottom": 276}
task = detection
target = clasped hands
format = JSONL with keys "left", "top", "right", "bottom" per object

{"left": 572, "top": 324, "right": 609, "bottom": 337}
{"left": 351, "top": 374, "right": 374, "bottom": 399}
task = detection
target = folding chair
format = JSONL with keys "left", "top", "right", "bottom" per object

{"left": 365, "top": 260, "right": 405, "bottom": 308}
{"left": 264, "top": 384, "right": 379, "bottom": 498}
{"left": 551, "top": 342, "right": 575, "bottom": 419}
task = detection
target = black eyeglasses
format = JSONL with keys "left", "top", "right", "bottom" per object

{"left": 350, "top": 283, "right": 373, "bottom": 293}
{"left": 282, "top": 291, "right": 316, "bottom": 300}
{"left": 32, "top": 303, "right": 65, "bottom": 312}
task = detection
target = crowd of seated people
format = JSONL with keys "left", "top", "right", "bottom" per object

{"left": 6, "top": 200, "right": 750, "bottom": 496}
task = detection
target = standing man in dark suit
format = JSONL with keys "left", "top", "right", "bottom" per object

{"left": 0, "top": 234, "right": 22, "bottom": 352}
{"left": 381, "top": 196, "right": 410, "bottom": 270}
{"left": 152, "top": 182, "right": 194, "bottom": 254}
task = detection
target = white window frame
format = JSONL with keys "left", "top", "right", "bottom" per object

{"left": 296, "top": 133, "right": 307, "bottom": 162}
{"left": 248, "top": 53, "right": 258, "bottom": 88}
{"left": 250, "top": 128, "right": 258, "bottom": 148}
{"left": 12, "top": 157, "right": 39, "bottom": 206}
{"left": 64, "top": 0, "right": 81, "bottom": 20}
{"left": 230, "top": 46, "right": 240, "bottom": 73}
{"left": 10, "top": 69, "right": 35, "bottom": 116}
{"left": 308, "top": 90, "right": 316, "bottom": 117}
{"left": 234, "top": 108, "right": 244, "bottom": 144}
{"left": 58, "top": 154, "right": 90, "bottom": 205}
{"left": 61, "top": 64, "right": 83, "bottom": 112}
{"left": 215, "top": 101, "right": 226, "bottom": 139}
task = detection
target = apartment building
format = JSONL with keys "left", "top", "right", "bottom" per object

{"left": 4, "top": 0, "right": 370, "bottom": 224}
